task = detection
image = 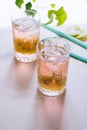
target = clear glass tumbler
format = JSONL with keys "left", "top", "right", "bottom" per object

{"left": 12, "top": 10, "right": 40, "bottom": 62}
{"left": 37, "top": 37, "right": 70, "bottom": 96}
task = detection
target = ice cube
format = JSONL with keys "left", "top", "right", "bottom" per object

{"left": 48, "top": 57, "right": 56, "bottom": 62}
{"left": 46, "top": 62, "right": 58, "bottom": 71}
{"left": 14, "top": 17, "right": 36, "bottom": 31}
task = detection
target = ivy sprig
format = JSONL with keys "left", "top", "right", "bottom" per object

{"left": 15, "top": 0, "right": 67, "bottom": 26}
{"left": 25, "top": 2, "right": 37, "bottom": 16}
{"left": 45, "top": 6, "right": 67, "bottom": 26}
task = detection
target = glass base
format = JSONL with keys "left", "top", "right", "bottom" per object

{"left": 15, "top": 52, "right": 36, "bottom": 62}
{"left": 38, "top": 86, "right": 66, "bottom": 96}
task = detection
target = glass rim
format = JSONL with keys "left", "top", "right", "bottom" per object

{"left": 37, "top": 36, "right": 70, "bottom": 58}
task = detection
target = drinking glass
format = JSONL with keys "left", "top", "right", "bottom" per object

{"left": 12, "top": 10, "right": 40, "bottom": 62}
{"left": 37, "top": 37, "right": 70, "bottom": 96}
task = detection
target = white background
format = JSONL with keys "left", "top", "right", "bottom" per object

{"left": 0, "top": 0, "right": 87, "bottom": 27}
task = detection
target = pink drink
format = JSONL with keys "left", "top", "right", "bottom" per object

{"left": 12, "top": 10, "right": 40, "bottom": 62}
{"left": 12, "top": 17, "right": 40, "bottom": 54}
{"left": 37, "top": 37, "right": 70, "bottom": 96}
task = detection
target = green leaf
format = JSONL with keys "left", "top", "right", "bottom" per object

{"left": 50, "top": 4, "right": 56, "bottom": 8}
{"left": 25, "top": 9, "right": 37, "bottom": 16}
{"left": 55, "top": 6, "right": 67, "bottom": 26}
{"left": 26, "top": 2, "right": 32, "bottom": 10}
{"left": 55, "top": 7, "right": 64, "bottom": 16}
{"left": 32, "top": 0, "right": 37, "bottom": 2}
{"left": 15, "top": 0, "right": 24, "bottom": 8}
{"left": 25, "top": 2, "right": 37, "bottom": 16}
{"left": 48, "top": 10, "right": 56, "bottom": 18}
{"left": 44, "top": 6, "right": 67, "bottom": 26}
{"left": 44, "top": 10, "right": 55, "bottom": 25}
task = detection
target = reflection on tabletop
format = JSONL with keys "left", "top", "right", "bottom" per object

{"left": 13, "top": 60, "right": 36, "bottom": 88}
{"left": 34, "top": 91, "right": 66, "bottom": 130}
{"left": 4, "top": 58, "right": 37, "bottom": 96}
